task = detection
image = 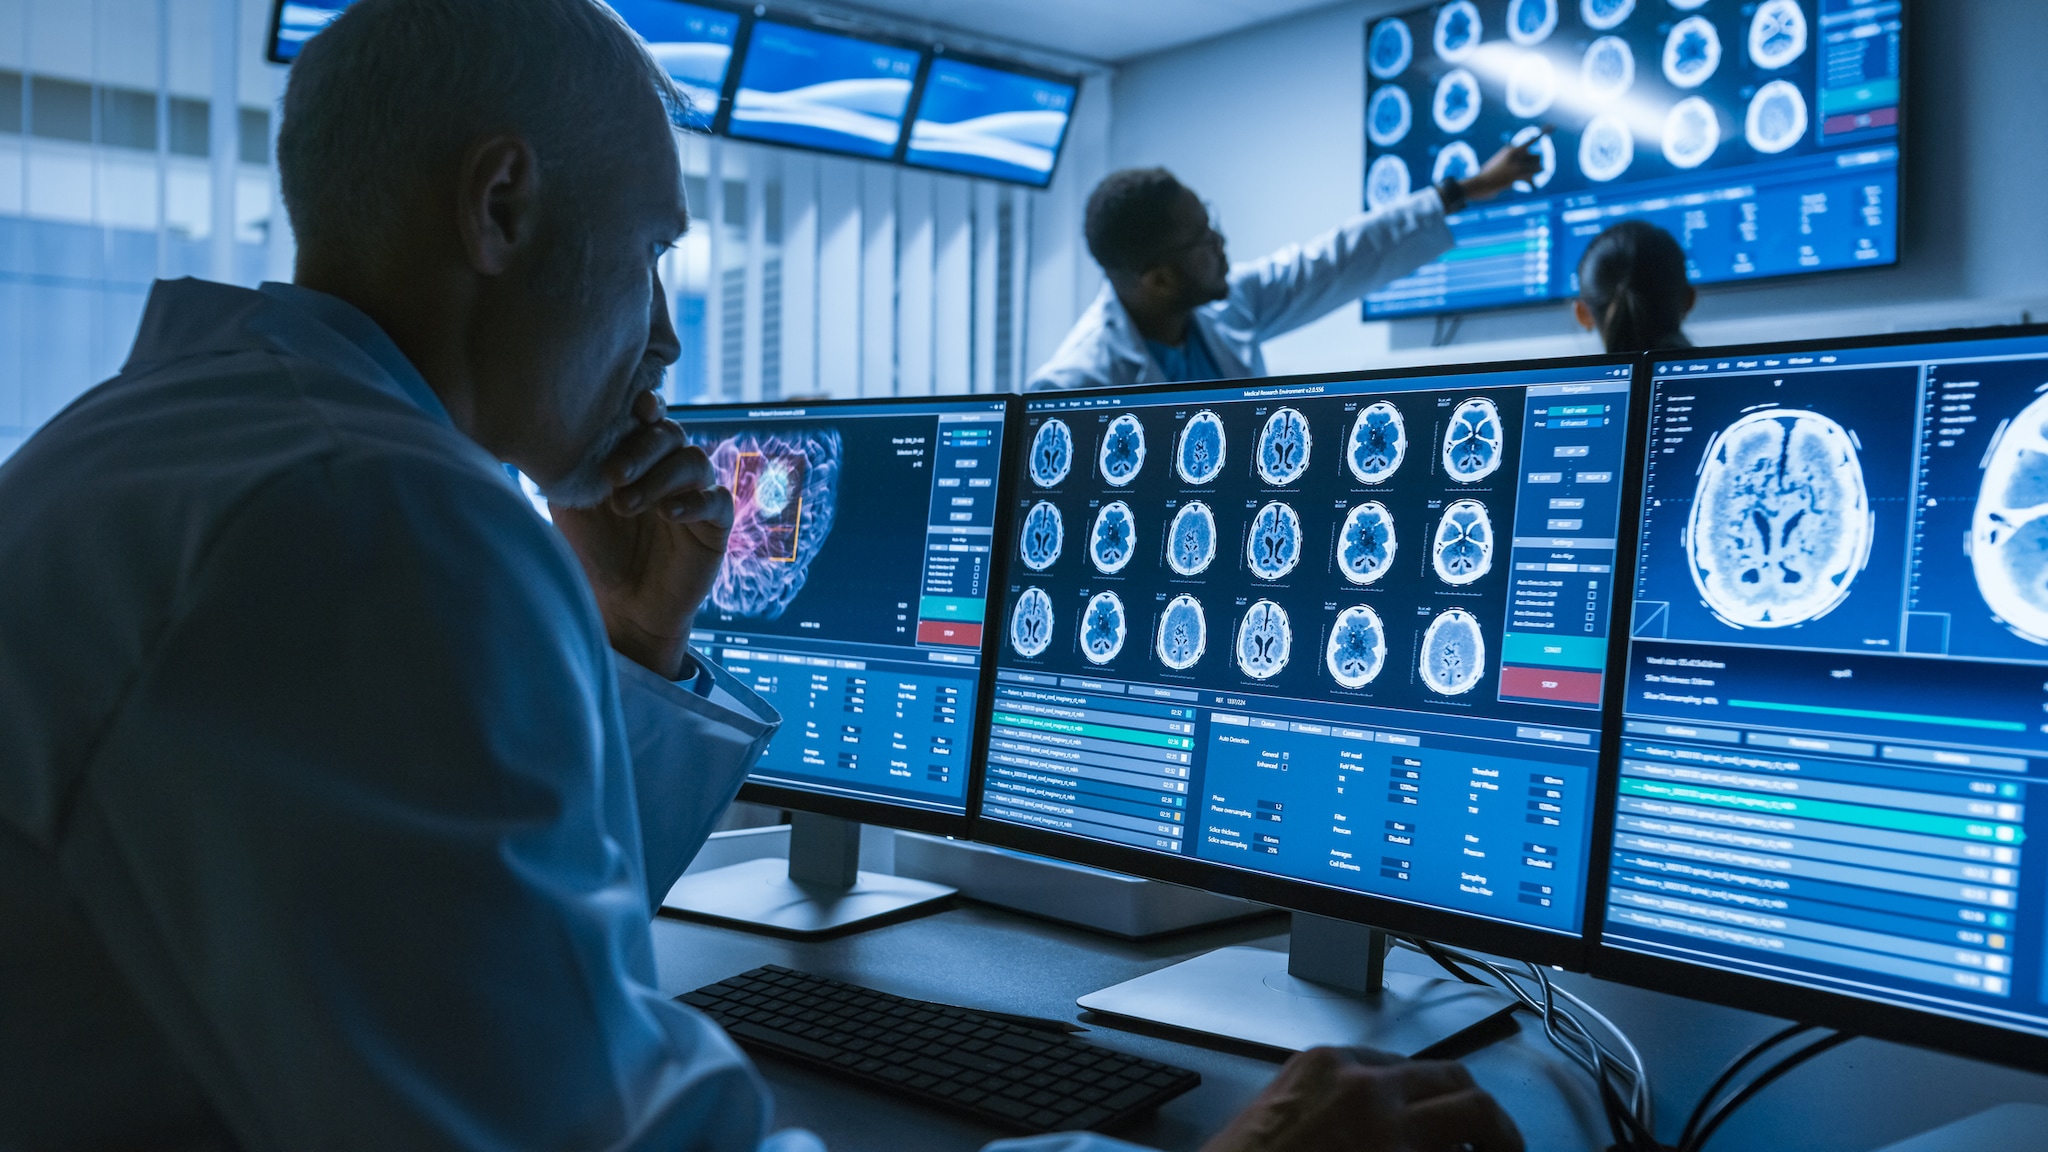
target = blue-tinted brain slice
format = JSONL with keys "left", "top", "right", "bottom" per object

{"left": 1433, "top": 141, "right": 1479, "bottom": 187}
{"left": 1256, "top": 407, "right": 1313, "bottom": 486}
{"left": 1579, "top": 113, "right": 1635, "bottom": 182}
{"left": 1663, "top": 96, "right": 1720, "bottom": 170}
{"left": 1177, "top": 410, "right": 1228, "bottom": 484}
{"left": 1369, "top": 18, "right": 1413, "bottom": 78}
{"left": 703, "top": 428, "right": 841, "bottom": 620}
{"left": 1507, "top": 53, "right": 1557, "bottom": 119}
{"left": 1326, "top": 605, "right": 1389, "bottom": 689}
{"left": 1366, "top": 155, "right": 1413, "bottom": 212}
{"left": 1749, "top": 0, "right": 1807, "bottom": 69}
{"left": 1349, "top": 402, "right": 1408, "bottom": 483}
{"left": 1029, "top": 418, "right": 1072, "bottom": 487}
{"left": 1081, "top": 591, "right": 1128, "bottom": 665}
{"left": 1421, "top": 608, "right": 1487, "bottom": 695}
{"left": 1098, "top": 413, "right": 1147, "bottom": 486}
{"left": 1745, "top": 80, "right": 1807, "bottom": 155}
{"left": 1019, "top": 501, "right": 1064, "bottom": 571}
{"left": 1432, "top": 499, "right": 1495, "bottom": 585}
{"left": 1010, "top": 586, "right": 1054, "bottom": 658}
{"left": 1972, "top": 392, "right": 2048, "bottom": 643}
{"left": 1512, "top": 124, "right": 1557, "bottom": 191}
{"left": 1167, "top": 501, "right": 1219, "bottom": 576}
{"left": 1442, "top": 398, "right": 1505, "bottom": 482}
{"left": 1686, "top": 408, "right": 1873, "bottom": 628}
{"left": 1434, "top": 1, "right": 1481, "bottom": 62}
{"left": 1581, "top": 36, "right": 1635, "bottom": 103}
{"left": 1156, "top": 594, "right": 1208, "bottom": 671}
{"left": 1246, "top": 501, "right": 1303, "bottom": 581}
{"left": 1090, "top": 501, "right": 1137, "bottom": 574}
{"left": 1367, "top": 86, "right": 1412, "bottom": 148}
{"left": 1580, "top": 0, "right": 1634, "bottom": 31}
{"left": 1236, "top": 600, "right": 1293, "bottom": 680}
{"left": 1508, "top": 0, "right": 1556, "bottom": 45}
{"left": 1433, "top": 69, "right": 1481, "bottom": 135}
{"left": 1338, "top": 502, "right": 1398, "bottom": 586}
{"left": 1663, "top": 15, "right": 1721, "bottom": 89}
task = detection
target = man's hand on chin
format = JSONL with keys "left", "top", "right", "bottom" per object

{"left": 551, "top": 389, "right": 732, "bottom": 681}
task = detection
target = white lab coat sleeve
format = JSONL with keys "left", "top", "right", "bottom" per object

{"left": 1219, "top": 188, "right": 1454, "bottom": 343}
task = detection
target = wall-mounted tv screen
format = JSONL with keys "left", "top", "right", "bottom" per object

{"left": 267, "top": 0, "right": 351, "bottom": 63}
{"left": 726, "top": 19, "right": 923, "bottom": 160}
{"left": 904, "top": 55, "right": 1079, "bottom": 188}
{"left": 609, "top": 0, "right": 744, "bottom": 130}
{"left": 1360, "top": 0, "right": 1903, "bottom": 318}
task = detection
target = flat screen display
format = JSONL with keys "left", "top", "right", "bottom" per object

{"left": 726, "top": 20, "right": 923, "bottom": 159}
{"left": 1602, "top": 331, "right": 2048, "bottom": 1051}
{"left": 266, "top": 0, "right": 351, "bottom": 63}
{"left": 1361, "top": 0, "right": 1903, "bottom": 317}
{"left": 984, "top": 362, "right": 1638, "bottom": 944}
{"left": 609, "top": 0, "right": 743, "bottom": 129}
{"left": 904, "top": 56, "right": 1079, "bottom": 188}
{"left": 676, "top": 398, "right": 1007, "bottom": 817}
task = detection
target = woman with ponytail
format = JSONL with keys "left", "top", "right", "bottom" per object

{"left": 1574, "top": 220, "right": 1697, "bottom": 353}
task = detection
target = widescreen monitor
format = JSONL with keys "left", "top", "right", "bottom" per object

{"left": 1361, "top": 0, "right": 1904, "bottom": 317}
{"left": 675, "top": 396, "right": 1012, "bottom": 835}
{"left": 903, "top": 53, "right": 1080, "bottom": 188}
{"left": 725, "top": 19, "right": 924, "bottom": 160}
{"left": 609, "top": 0, "right": 744, "bottom": 130}
{"left": 1594, "top": 327, "right": 2048, "bottom": 1070}
{"left": 266, "top": 0, "right": 350, "bottom": 63}
{"left": 979, "top": 359, "right": 1645, "bottom": 965}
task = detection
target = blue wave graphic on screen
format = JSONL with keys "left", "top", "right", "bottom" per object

{"left": 907, "top": 59, "right": 1073, "bottom": 185}
{"left": 273, "top": 1, "right": 350, "bottom": 60}
{"left": 646, "top": 42, "right": 733, "bottom": 125}
{"left": 731, "top": 24, "right": 920, "bottom": 158}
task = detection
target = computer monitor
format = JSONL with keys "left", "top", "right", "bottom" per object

{"left": 608, "top": 0, "right": 746, "bottom": 130}
{"left": 902, "top": 52, "right": 1080, "bottom": 188}
{"left": 266, "top": 0, "right": 350, "bottom": 63}
{"left": 1594, "top": 326, "right": 2048, "bottom": 1071}
{"left": 724, "top": 18, "right": 925, "bottom": 159}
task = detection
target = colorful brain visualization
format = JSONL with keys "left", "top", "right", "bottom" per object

{"left": 1156, "top": 594, "right": 1208, "bottom": 671}
{"left": 1167, "top": 501, "right": 1218, "bottom": 576}
{"left": 1420, "top": 607, "right": 1486, "bottom": 696}
{"left": 1099, "top": 413, "right": 1147, "bottom": 486}
{"left": 1177, "top": 410, "right": 1228, "bottom": 485}
{"left": 1029, "top": 418, "right": 1072, "bottom": 487}
{"left": 1256, "top": 407, "right": 1313, "bottom": 487}
{"left": 1348, "top": 402, "right": 1407, "bottom": 484}
{"left": 1338, "top": 502, "right": 1398, "bottom": 586}
{"left": 1009, "top": 586, "right": 1054, "bottom": 658}
{"left": 1090, "top": 501, "right": 1137, "bottom": 574}
{"left": 1081, "top": 591, "right": 1128, "bottom": 664}
{"left": 1246, "top": 501, "right": 1303, "bottom": 581}
{"left": 1686, "top": 408, "right": 1872, "bottom": 628}
{"left": 1442, "top": 397, "right": 1504, "bottom": 483}
{"left": 1235, "top": 599, "right": 1293, "bottom": 680}
{"left": 1972, "top": 391, "right": 2048, "bottom": 643}
{"left": 701, "top": 429, "right": 840, "bottom": 620}
{"left": 1432, "top": 499, "right": 1494, "bottom": 586}
{"left": 1019, "top": 500, "right": 1064, "bottom": 572}
{"left": 1326, "top": 605, "right": 1388, "bottom": 689}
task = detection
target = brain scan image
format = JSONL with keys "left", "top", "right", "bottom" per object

{"left": 1433, "top": 141, "right": 1479, "bottom": 187}
{"left": 1506, "top": 53, "right": 1557, "bottom": 119}
{"left": 1442, "top": 397, "right": 1505, "bottom": 483}
{"left": 1369, "top": 17, "right": 1413, "bottom": 79}
{"left": 1167, "top": 501, "right": 1219, "bottom": 576}
{"left": 1420, "top": 608, "right": 1487, "bottom": 695}
{"left": 1579, "top": 113, "right": 1635, "bottom": 183}
{"left": 1971, "top": 392, "right": 2048, "bottom": 644}
{"left": 1507, "top": 0, "right": 1556, "bottom": 45}
{"left": 1236, "top": 600, "right": 1293, "bottom": 680}
{"left": 1663, "top": 15, "right": 1721, "bottom": 89}
{"left": 1670, "top": 0, "right": 1708, "bottom": 8}
{"left": 1368, "top": 85, "right": 1413, "bottom": 148}
{"left": 1686, "top": 408, "right": 1873, "bottom": 628}
{"left": 1434, "top": 1, "right": 1482, "bottom": 62}
{"left": 1581, "top": 0, "right": 1634, "bottom": 31}
{"left": 1081, "top": 591, "right": 1128, "bottom": 665}
{"left": 1663, "top": 96, "right": 1721, "bottom": 170}
{"left": 1348, "top": 402, "right": 1408, "bottom": 483}
{"left": 1029, "top": 418, "right": 1073, "bottom": 488}
{"left": 1156, "top": 594, "right": 1208, "bottom": 671}
{"left": 1256, "top": 407, "right": 1314, "bottom": 486}
{"left": 1098, "top": 413, "right": 1147, "bottom": 486}
{"left": 704, "top": 429, "right": 840, "bottom": 620}
{"left": 1511, "top": 124, "right": 1558, "bottom": 191}
{"left": 1580, "top": 36, "right": 1636, "bottom": 103}
{"left": 1367, "top": 155, "right": 1413, "bottom": 212}
{"left": 1009, "top": 586, "right": 1054, "bottom": 658}
{"left": 1433, "top": 69, "right": 1482, "bottom": 135}
{"left": 1019, "top": 500, "right": 1064, "bottom": 571}
{"left": 1337, "top": 502, "right": 1398, "bottom": 586}
{"left": 1246, "top": 501, "right": 1303, "bottom": 581}
{"left": 1746, "top": 80, "right": 1808, "bottom": 155}
{"left": 1177, "top": 410, "right": 1228, "bottom": 485}
{"left": 1749, "top": 0, "right": 1807, "bottom": 70}
{"left": 1431, "top": 499, "right": 1495, "bottom": 585}
{"left": 1326, "top": 605, "right": 1389, "bottom": 689}
{"left": 1090, "top": 501, "right": 1137, "bottom": 574}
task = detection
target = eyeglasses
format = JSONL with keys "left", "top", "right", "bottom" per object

{"left": 1162, "top": 203, "right": 1227, "bottom": 257}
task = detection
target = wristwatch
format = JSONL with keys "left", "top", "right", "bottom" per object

{"left": 1436, "top": 176, "right": 1469, "bottom": 214}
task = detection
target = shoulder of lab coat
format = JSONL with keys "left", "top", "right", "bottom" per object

{"left": 1209, "top": 187, "right": 1452, "bottom": 346}
{"left": 1027, "top": 284, "right": 1158, "bottom": 392}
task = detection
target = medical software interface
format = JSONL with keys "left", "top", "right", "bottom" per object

{"left": 905, "top": 58, "right": 1078, "bottom": 188}
{"left": 987, "top": 365, "right": 1636, "bottom": 936}
{"left": 608, "top": 0, "right": 741, "bottom": 129}
{"left": 1362, "top": 0, "right": 1902, "bottom": 318}
{"left": 727, "top": 21, "right": 923, "bottom": 159}
{"left": 684, "top": 399, "right": 1006, "bottom": 815}
{"left": 1605, "top": 334, "right": 2048, "bottom": 1039}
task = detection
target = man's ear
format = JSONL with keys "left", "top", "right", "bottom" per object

{"left": 1136, "top": 264, "right": 1179, "bottom": 304}
{"left": 1573, "top": 298, "right": 1596, "bottom": 332}
{"left": 457, "top": 135, "right": 541, "bottom": 277}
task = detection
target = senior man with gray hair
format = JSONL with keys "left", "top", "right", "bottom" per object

{"left": 0, "top": 2, "right": 1522, "bottom": 1150}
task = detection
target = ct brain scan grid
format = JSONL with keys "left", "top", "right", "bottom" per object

{"left": 988, "top": 362, "right": 1636, "bottom": 938}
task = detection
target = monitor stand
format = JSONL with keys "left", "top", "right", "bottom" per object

{"left": 661, "top": 813, "right": 955, "bottom": 937}
{"left": 1076, "top": 912, "right": 1508, "bottom": 1055}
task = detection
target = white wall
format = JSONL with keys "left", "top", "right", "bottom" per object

{"left": 1105, "top": 0, "right": 2048, "bottom": 374}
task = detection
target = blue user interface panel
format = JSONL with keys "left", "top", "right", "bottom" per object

{"left": 609, "top": 0, "right": 742, "bottom": 129}
{"left": 987, "top": 363, "right": 1636, "bottom": 937}
{"left": 727, "top": 20, "right": 923, "bottom": 159}
{"left": 1604, "top": 332, "right": 2048, "bottom": 1041}
{"left": 267, "top": 0, "right": 351, "bottom": 62}
{"left": 905, "top": 57, "right": 1078, "bottom": 188}
{"left": 1361, "top": 0, "right": 1902, "bottom": 317}
{"left": 679, "top": 398, "right": 1006, "bottom": 815}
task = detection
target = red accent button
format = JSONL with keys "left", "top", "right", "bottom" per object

{"left": 917, "top": 620, "right": 983, "bottom": 647}
{"left": 1499, "top": 665, "right": 1603, "bottom": 705}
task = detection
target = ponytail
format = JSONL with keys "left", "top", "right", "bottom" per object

{"left": 1577, "top": 221, "right": 1692, "bottom": 353}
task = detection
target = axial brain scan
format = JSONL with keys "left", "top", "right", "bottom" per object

{"left": 1368, "top": 155, "right": 1413, "bottom": 211}
{"left": 1686, "top": 408, "right": 1873, "bottom": 628}
{"left": 1433, "top": 140, "right": 1479, "bottom": 187}
{"left": 1580, "top": 0, "right": 1633, "bottom": 32}
{"left": 1432, "top": 499, "right": 1495, "bottom": 585}
{"left": 1010, "top": 586, "right": 1055, "bottom": 658}
{"left": 1020, "top": 500, "right": 1064, "bottom": 571}
{"left": 1664, "top": 15, "right": 1721, "bottom": 89}
{"left": 1081, "top": 591, "right": 1128, "bottom": 664}
{"left": 1434, "top": 1, "right": 1481, "bottom": 62}
{"left": 1156, "top": 594, "right": 1208, "bottom": 671}
{"left": 1338, "top": 502, "right": 1399, "bottom": 586}
{"left": 1512, "top": 124, "right": 1557, "bottom": 191}
{"left": 1663, "top": 96, "right": 1720, "bottom": 169}
{"left": 1368, "top": 85, "right": 1413, "bottom": 148}
{"left": 1326, "top": 604, "right": 1389, "bottom": 689}
{"left": 1506, "top": 53, "right": 1557, "bottom": 119}
{"left": 1369, "top": 17, "right": 1413, "bottom": 78}
{"left": 1442, "top": 397, "right": 1505, "bottom": 482}
{"left": 1746, "top": 80, "right": 1807, "bottom": 155}
{"left": 1167, "top": 501, "right": 1219, "bottom": 576}
{"left": 1246, "top": 501, "right": 1303, "bottom": 580}
{"left": 1349, "top": 401, "right": 1408, "bottom": 483}
{"left": 1030, "top": 418, "right": 1073, "bottom": 487}
{"left": 1507, "top": 0, "right": 1556, "bottom": 45}
{"left": 1420, "top": 608, "right": 1487, "bottom": 695}
{"left": 1236, "top": 599, "right": 1293, "bottom": 680}
{"left": 1971, "top": 391, "right": 2048, "bottom": 644}
{"left": 1090, "top": 501, "right": 1137, "bottom": 574}
{"left": 1749, "top": 0, "right": 1807, "bottom": 70}
{"left": 1178, "top": 410, "right": 1228, "bottom": 485}
{"left": 1579, "top": 113, "right": 1635, "bottom": 183}
{"left": 1581, "top": 36, "right": 1635, "bottom": 103}
{"left": 705, "top": 429, "right": 841, "bottom": 619}
{"left": 1099, "top": 413, "right": 1147, "bottom": 486}
{"left": 1256, "top": 407, "right": 1314, "bottom": 486}
{"left": 1433, "top": 69, "right": 1481, "bottom": 135}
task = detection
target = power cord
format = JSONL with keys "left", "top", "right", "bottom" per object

{"left": 1681, "top": 1031, "right": 1854, "bottom": 1152}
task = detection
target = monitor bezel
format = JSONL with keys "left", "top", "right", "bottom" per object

{"left": 971, "top": 353, "right": 1650, "bottom": 972}
{"left": 717, "top": 12, "right": 932, "bottom": 163}
{"left": 1585, "top": 319, "right": 2048, "bottom": 1074}
{"left": 897, "top": 45, "right": 1084, "bottom": 190}
{"left": 670, "top": 391, "right": 1020, "bottom": 840}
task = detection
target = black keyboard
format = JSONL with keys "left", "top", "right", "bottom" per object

{"left": 679, "top": 965, "right": 1200, "bottom": 1133}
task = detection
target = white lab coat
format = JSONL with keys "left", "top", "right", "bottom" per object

{"left": 0, "top": 280, "right": 1145, "bottom": 1152}
{"left": 1027, "top": 188, "right": 1455, "bottom": 391}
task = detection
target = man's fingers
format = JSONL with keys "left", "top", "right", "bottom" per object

{"left": 605, "top": 419, "right": 688, "bottom": 488}
{"left": 1405, "top": 1087, "right": 1526, "bottom": 1152}
{"left": 610, "top": 442, "right": 715, "bottom": 514}
{"left": 1373, "top": 1058, "right": 1476, "bottom": 1103}
{"left": 659, "top": 484, "right": 734, "bottom": 530}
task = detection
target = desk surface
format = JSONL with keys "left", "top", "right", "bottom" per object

{"left": 650, "top": 902, "right": 2048, "bottom": 1151}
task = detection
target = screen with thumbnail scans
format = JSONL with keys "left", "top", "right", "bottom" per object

{"left": 1605, "top": 332, "right": 2048, "bottom": 1041}
{"left": 988, "top": 362, "right": 1637, "bottom": 938}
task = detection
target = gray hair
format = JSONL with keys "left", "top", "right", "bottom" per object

{"left": 278, "top": 0, "right": 691, "bottom": 267}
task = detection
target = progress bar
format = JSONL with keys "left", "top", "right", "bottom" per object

{"left": 1729, "top": 699, "right": 2029, "bottom": 733}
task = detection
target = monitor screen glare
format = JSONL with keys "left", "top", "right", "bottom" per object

{"left": 728, "top": 22, "right": 922, "bottom": 159}
{"left": 269, "top": 0, "right": 350, "bottom": 61}
{"left": 608, "top": 0, "right": 741, "bottom": 129}
{"left": 906, "top": 58, "right": 1077, "bottom": 187}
